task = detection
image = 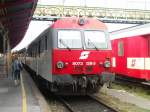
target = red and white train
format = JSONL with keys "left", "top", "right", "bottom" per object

{"left": 110, "top": 24, "right": 150, "bottom": 81}
{"left": 23, "top": 17, "right": 114, "bottom": 95}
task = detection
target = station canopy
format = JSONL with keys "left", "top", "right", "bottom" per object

{"left": 0, "top": 0, "right": 37, "bottom": 52}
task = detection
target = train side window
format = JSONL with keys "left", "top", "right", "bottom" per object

{"left": 41, "top": 38, "right": 44, "bottom": 53}
{"left": 31, "top": 48, "right": 33, "bottom": 57}
{"left": 45, "top": 36, "right": 47, "bottom": 50}
{"left": 35, "top": 44, "right": 37, "bottom": 57}
{"left": 33, "top": 45, "right": 35, "bottom": 57}
{"left": 38, "top": 41, "right": 41, "bottom": 57}
{"left": 32, "top": 46, "right": 34, "bottom": 57}
{"left": 30, "top": 45, "right": 32, "bottom": 57}
{"left": 34, "top": 45, "right": 36, "bottom": 57}
{"left": 118, "top": 41, "right": 124, "bottom": 56}
{"left": 31, "top": 47, "right": 33, "bottom": 57}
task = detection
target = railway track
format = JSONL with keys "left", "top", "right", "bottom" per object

{"left": 40, "top": 90, "right": 118, "bottom": 112}
{"left": 25, "top": 66, "right": 118, "bottom": 112}
{"left": 112, "top": 75, "right": 150, "bottom": 98}
{"left": 115, "top": 76, "right": 150, "bottom": 89}
{"left": 38, "top": 86, "right": 118, "bottom": 112}
{"left": 57, "top": 95, "right": 118, "bottom": 112}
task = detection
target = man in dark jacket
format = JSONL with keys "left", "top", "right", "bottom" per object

{"left": 12, "top": 56, "right": 22, "bottom": 85}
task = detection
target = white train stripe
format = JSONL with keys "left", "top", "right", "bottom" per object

{"left": 112, "top": 57, "right": 116, "bottom": 67}
{"left": 145, "top": 58, "right": 150, "bottom": 70}
{"left": 126, "top": 57, "right": 150, "bottom": 70}
{"left": 127, "top": 58, "right": 144, "bottom": 70}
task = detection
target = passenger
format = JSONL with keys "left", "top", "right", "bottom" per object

{"left": 12, "top": 55, "right": 23, "bottom": 85}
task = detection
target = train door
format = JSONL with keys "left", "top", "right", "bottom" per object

{"left": 116, "top": 39, "right": 126, "bottom": 74}
{"left": 147, "top": 37, "right": 150, "bottom": 57}
{"left": 145, "top": 36, "right": 150, "bottom": 80}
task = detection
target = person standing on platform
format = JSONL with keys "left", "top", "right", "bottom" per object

{"left": 12, "top": 55, "right": 22, "bottom": 85}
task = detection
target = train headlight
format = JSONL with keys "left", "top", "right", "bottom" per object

{"left": 104, "top": 61, "right": 111, "bottom": 68}
{"left": 56, "top": 61, "right": 64, "bottom": 69}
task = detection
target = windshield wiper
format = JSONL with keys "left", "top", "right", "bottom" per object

{"left": 59, "top": 39, "right": 71, "bottom": 51}
{"left": 87, "top": 39, "right": 99, "bottom": 51}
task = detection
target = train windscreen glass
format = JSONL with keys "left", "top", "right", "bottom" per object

{"left": 84, "top": 31, "right": 107, "bottom": 49}
{"left": 58, "top": 30, "right": 82, "bottom": 48}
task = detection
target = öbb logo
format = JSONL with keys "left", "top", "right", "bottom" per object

{"left": 131, "top": 59, "right": 136, "bottom": 67}
{"left": 79, "top": 51, "right": 90, "bottom": 59}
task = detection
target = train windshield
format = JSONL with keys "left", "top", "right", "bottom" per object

{"left": 84, "top": 30, "right": 107, "bottom": 49}
{"left": 58, "top": 30, "right": 82, "bottom": 48}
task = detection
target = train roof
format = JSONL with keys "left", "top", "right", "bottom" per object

{"left": 50, "top": 17, "right": 107, "bottom": 30}
{"left": 110, "top": 23, "right": 150, "bottom": 40}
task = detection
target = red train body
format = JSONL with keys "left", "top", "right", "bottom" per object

{"left": 111, "top": 25, "right": 150, "bottom": 81}
{"left": 23, "top": 17, "right": 114, "bottom": 95}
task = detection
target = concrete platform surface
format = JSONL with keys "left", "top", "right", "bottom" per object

{"left": 0, "top": 69, "right": 50, "bottom": 112}
{"left": 0, "top": 77, "right": 22, "bottom": 112}
{"left": 104, "top": 88, "right": 150, "bottom": 110}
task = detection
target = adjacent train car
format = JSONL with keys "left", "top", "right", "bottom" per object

{"left": 24, "top": 17, "right": 114, "bottom": 95}
{"left": 111, "top": 24, "right": 150, "bottom": 81}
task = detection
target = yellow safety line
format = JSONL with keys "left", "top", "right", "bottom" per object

{"left": 21, "top": 73, "right": 27, "bottom": 112}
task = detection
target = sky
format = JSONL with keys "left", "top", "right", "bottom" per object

{"left": 38, "top": 0, "right": 150, "bottom": 10}
{"left": 12, "top": 0, "right": 149, "bottom": 51}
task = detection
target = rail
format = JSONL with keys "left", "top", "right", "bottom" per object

{"left": 57, "top": 95, "right": 118, "bottom": 112}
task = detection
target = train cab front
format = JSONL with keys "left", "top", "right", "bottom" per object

{"left": 51, "top": 19, "right": 115, "bottom": 95}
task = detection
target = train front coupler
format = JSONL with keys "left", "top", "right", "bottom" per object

{"left": 78, "top": 76, "right": 87, "bottom": 88}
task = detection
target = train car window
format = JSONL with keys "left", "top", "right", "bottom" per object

{"left": 31, "top": 46, "right": 33, "bottom": 57}
{"left": 58, "top": 30, "right": 82, "bottom": 48}
{"left": 32, "top": 45, "right": 34, "bottom": 57}
{"left": 118, "top": 41, "right": 124, "bottom": 56}
{"left": 45, "top": 36, "right": 47, "bottom": 50}
{"left": 84, "top": 30, "right": 107, "bottom": 49}
{"left": 38, "top": 41, "right": 41, "bottom": 57}
{"left": 29, "top": 47, "right": 32, "bottom": 57}
{"left": 35, "top": 44, "right": 37, "bottom": 57}
{"left": 31, "top": 47, "right": 33, "bottom": 57}
{"left": 28, "top": 48, "right": 30, "bottom": 56}
{"left": 41, "top": 38, "right": 44, "bottom": 53}
{"left": 34, "top": 45, "right": 36, "bottom": 57}
{"left": 32, "top": 46, "right": 34, "bottom": 57}
{"left": 33, "top": 45, "right": 35, "bottom": 57}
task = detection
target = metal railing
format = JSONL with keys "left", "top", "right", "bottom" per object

{"left": 33, "top": 5, "right": 150, "bottom": 24}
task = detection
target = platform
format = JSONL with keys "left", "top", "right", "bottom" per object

{"left": 100, "top": 87, "right": 150, "bottom": 110}
{"left": 0, "top": 69, "right": 50, "bottom": 112}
